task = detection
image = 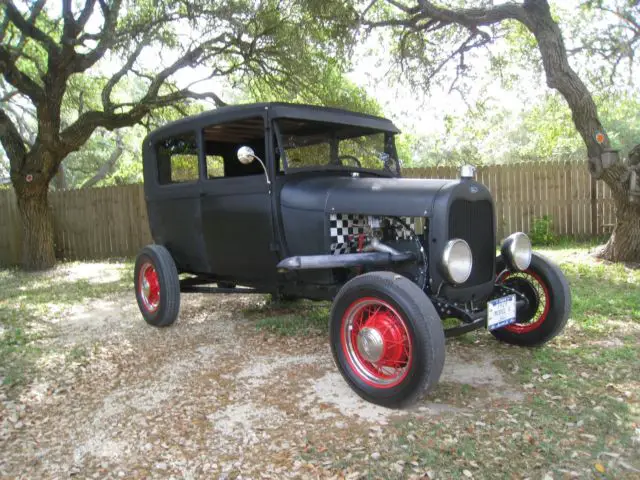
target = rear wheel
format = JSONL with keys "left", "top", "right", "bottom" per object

{"left": 492, "top": 253, "right": 570, "bottom": 346}
{"left": 330, "top": 272, "right": 445, "bottom": 408}
{"left": 134, "top": 244, "right": 180, "bottom": 327}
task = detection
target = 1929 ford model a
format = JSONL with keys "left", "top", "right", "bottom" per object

{"left": 135, "top": 103, "right": 571, "bottom": 408}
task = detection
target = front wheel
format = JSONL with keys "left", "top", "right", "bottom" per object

{"left": 492, "top": 253, "right": 571, "bottom": 346}
{"left": 329, "top": 272, "right": 445, "bottom": 408}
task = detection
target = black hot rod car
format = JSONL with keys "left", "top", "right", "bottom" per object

{"left": 134, "top": 103, "right": 570, "bottom": 407}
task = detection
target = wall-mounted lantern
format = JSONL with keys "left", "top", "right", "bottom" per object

{"left": 601, "top": 149, "right": 619, "bottom": 169}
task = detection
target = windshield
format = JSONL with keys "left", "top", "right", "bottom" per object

{"left": 275, "top": 119, "right": 400, "bottom": 175}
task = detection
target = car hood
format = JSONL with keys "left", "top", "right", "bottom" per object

{"left": 280, "top": 175, "right": 456, "bottom": 217}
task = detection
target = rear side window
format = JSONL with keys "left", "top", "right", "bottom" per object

{"left": 206, "top": 155, "right": 225, "bottom": 178}
{"left": 156, "top": 134, "right": 199, "bottom": 184}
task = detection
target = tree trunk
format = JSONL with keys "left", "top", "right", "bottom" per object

{"left": 597, "top": 158, "right": 640, "bottom": 262}
{"left": 599, "top": 197, "right": 640, "bottom": 262}
{"left": 14, "top": 181, "right": 56, "bottom": 270}
{"left": 523, "top": 0, "right": 640, "bottom": 262}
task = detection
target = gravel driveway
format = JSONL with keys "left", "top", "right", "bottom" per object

{"left": 1, "top": 267, "right": 524, "bottom": 479}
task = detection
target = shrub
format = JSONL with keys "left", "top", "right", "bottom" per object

{"left": 529, "top": 215, "right": 557, "bottom": 246}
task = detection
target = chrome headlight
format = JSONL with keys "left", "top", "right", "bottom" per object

{"left": 501, "top": 233, "right": 532, "bottom": 271}
{"left": 441, "top": 239, "right": 473, "bottom": 284}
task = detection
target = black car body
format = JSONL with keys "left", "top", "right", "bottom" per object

{"left": 135, "top": 103, "right": 571, "bottom": 407}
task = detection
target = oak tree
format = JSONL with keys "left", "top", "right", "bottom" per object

{"left": 0, "top": 0, "right": 355, "bottom": 269}
{"left": 364, "top": 0, "right": 640, "bottom": 262}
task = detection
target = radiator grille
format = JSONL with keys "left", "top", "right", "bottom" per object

{"left": 448, "top": 199, "right": 494, "bottom": 285}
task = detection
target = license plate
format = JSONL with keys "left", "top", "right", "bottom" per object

{"left": 487, "top": 295, "right": 517, "bottom": 331}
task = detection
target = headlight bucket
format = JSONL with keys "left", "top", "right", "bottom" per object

{"left": 501, "top": 232, "right": 532, "bottom": 271}
{"left": 441, "top": 239, "right": 473, "bottom": 284}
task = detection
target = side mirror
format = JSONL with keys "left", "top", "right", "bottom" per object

{"left": 237, "top": 146, "right": 256, "bottom": 165}
{"left": 236, "top": 145, "right": 271, "bottom": 185}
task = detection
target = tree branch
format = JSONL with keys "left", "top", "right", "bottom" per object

{"left": 101, "top": 40, "right": 147, "bottom": 111}
{"left": 0, "top": 88, "right": 19, "bottom": 103}
{"left": 60, "top": 86, "right": 227, "bottom": 155}
{"left": 0, "top": 107, "right": 27, "bottom": 169}
{"left": 81, "top": 132, "right": 124, "bottom": 188}
{"left": 4, "top": 0, "right": 60, "bottom": 53}
{"left": 0, "top": 46, "right": 45, "bottom": 104}
{"left": 367, "top": 1, "right": 530, "bottom": 30}
{"left": 72, "top": 0, "right": 122, "bottom": 72}
{"left": 3, "top": 102, "right": 36, "bottom": 146}
{"left": 76, "top": 0, "right": 98, "bottom": 31}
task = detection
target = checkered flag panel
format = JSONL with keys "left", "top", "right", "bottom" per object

{"left": 396, "top": 217, "right": 416, "bottom": 240}
{"left": 328, "top": 214, "right": 419, "bottom": 255}
{"left": 329, "top": 213, "right": 367, "bottom": 255}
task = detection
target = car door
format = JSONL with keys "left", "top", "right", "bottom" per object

{"left": 198, "top": 116, "right": 278, "bottom": 285}
{"left": 146, "top": 131, "right": 209, "bottom": 273}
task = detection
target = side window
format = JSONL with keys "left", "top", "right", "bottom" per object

{"left": 156, "top": 133, "right": 199, "bottom": 185}
{"left": 202, "top": 116, "right": 266, "bottom": 179}
{"left": 206, "top": 155, "right": 225, "bottom": 178}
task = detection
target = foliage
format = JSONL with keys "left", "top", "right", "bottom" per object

{"left": 0, "top": 1, "right": 367, "bottom": 192}
{"left": 567, "top": 0, "right": 640, "bottom": 91}
{"left": 529, "top": 215, "right": 557, "bottom": 246}
{"left": 244, "top": 61, "right": 382, "bottom": 116}
{"left": 361, "top": 1, "right": 640, "bottom": 165}
{"left": 404, "top": 91, "right": 640, "bottom": 166}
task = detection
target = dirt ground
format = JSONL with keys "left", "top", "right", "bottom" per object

{"left": 1, "top": 255, "right": 638, "bottom": 479}
{"left": 0, "top": 266, "right": 532, "bottom": 479}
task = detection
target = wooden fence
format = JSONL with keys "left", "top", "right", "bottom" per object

{"left": 407, "top": 163, "right": 615, "bottom": 240}
{"left": 0, "top": 184, "right": 152, "bottom": 266}
{"left": 0, "top": 162, "right": 615, "bottom": 266}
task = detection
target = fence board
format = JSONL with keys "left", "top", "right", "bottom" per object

{"left": 0, "top": 163, "right": 620, "bottom": 266}
{"left": 0, "top": 190, "right": 20, "bottom": 265}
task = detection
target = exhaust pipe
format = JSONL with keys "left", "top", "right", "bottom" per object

{"left": 277, "top": 250, "right": 414, "bottom": 271}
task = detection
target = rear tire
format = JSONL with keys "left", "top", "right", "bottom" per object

{"left": 491, "top": 253, "right": 570, "bottom": 346}
{"left": 134, "top": 244, "right": 180, "bottom": 327}
{"left": 329, "top": 272, "right": 445, "bottom": 408}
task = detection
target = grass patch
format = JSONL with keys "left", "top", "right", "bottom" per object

{"left": 537, "top": 248, "right": 640, "bottom": 336}
{"left": 245, "top": 298, "right": 330, "bottom": 336}
{"left": 261, "top": 246, "right": 640, "bottom": 477}
{"left": 0, "top": 261, "right": 132, "bottom": 389}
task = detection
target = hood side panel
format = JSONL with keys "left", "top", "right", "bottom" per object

{"left": 281, "top": 176, "right": 453, "bottom": 217}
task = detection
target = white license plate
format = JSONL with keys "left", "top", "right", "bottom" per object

{"left": 487, "top": 295, "right": 517, "bottom": 331}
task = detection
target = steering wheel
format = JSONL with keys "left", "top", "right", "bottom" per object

{"left": 337, "top": 155, "right": 362, "bottom": 167}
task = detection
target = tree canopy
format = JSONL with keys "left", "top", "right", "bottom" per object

{"left": 0, "top": 0, "right": 358, "bottom": 268}
{"left": 361, "top": 0, "right": 639, "bottom": 261}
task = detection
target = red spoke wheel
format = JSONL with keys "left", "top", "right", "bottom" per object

{"left": 492, "top": 253, "right": 570, "bottom": 346}
{"left": 138, "top": 262, "right": 161, "bottom": 313}
{"left": 342, "top": 298, "right": 413, "bottom": 388}
{"left": 134, "top": 244, "right": 180, "bottom": 327}
{"left": 330, "top": 272, "right": 445, "bottom": 408}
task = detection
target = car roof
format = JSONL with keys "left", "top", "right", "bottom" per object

{"left": 145, "top": 102, "right": 400, "bottom": 143}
